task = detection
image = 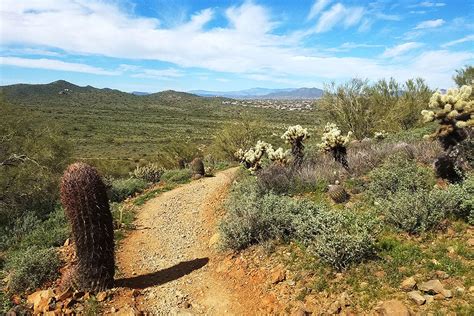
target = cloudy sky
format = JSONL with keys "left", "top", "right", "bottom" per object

{"left": 0, "top": 0, "right": 473, "bottom": 92}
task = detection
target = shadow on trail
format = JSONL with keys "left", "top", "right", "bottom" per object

{"left": 115, "top": 257, "right": 209, "bottom": 289}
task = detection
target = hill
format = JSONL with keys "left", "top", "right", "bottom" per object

{"left": 0, "top": 80, "right": 320, "bottom": 175}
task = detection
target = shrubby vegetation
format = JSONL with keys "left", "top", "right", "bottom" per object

{"left": 319, "top": 77, "right": 432, "bottom": 139}
{"left": 5, "top": 247, "right": 61, "bottom": 294}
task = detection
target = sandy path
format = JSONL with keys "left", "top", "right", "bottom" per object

{"left": 108, "top": 168, "right": 247, "bottom": 315}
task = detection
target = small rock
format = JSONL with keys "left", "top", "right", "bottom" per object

{"left": 375, "top": 271, "right": 386, "bottom": 278}
{"left": 441, "top": 289, "right": 452, "bottom": 298}
{"left": 455, "top": 287, "right": 465, "bottom": 295}
{"left": 400, "top": 277, "right": 417, "bottom": 292}
{"left": 270, "top": 269, "right": 286, "bottom": 284}
{"left": 359, "top": 282, "right": 368, "bottom": 289}
{"left": 418, "top": 279, "right": 444, "bottom": 295}
{"left": 27, "top": 289, "right": 55, "bottom": 314}
{"left": 57, "top": 288, "right": 73, "bottom": 301}
{"left": 375, "top": 300, "right": 411, "bottom": 316}
{"left": 447, "top": 246, "right": 455, "bottom": 254}
{"left": 111, "top": 307, "right": 117, "bottom": 313}
{"left": 424, "top": 295, "right": 434, "bottom": 304}
{"left": 434, "top": 293, "right": 445, "bottom": 300}
{"left": 435, "top": 270, "right": 449, "bottom": 279}
{"left": 408, "top": 291, "right": 426, "bottom": 305}
{"left": 96, "top": 291, "right": 108, "bottom": 302}
{"left": 208, "top": 232, "right": 220, "bottom": 248}
{"left": 467, "top": 238, "right": 474, "bottom": 247}
{"left": 469, "top": 286, "right": 474, "bottom": 293}
{"left": 63, "top": 238, "right": 70, "bottom": 246}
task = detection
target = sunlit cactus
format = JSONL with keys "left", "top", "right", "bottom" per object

{"left": 281, "top": 125, "right": 309, "bottom": 166}
{"left": 267, "top": 147, "right": 291, "bottom": 165}
{"left": 132, "top": 163, "right": 164, "bottom": 183}
{"left": 60, "top": 162, "right": 115, "bottom": 291}
{"left": 235, "top": 140, "right": 273, "bottom": 172}
{"left": 318, "top": 123, "right": 352, "bottom": 170}
{"left": 421, "top": 85, "right": 473, "bottom": 182}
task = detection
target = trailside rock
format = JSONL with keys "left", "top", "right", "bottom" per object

{"left": 375, "top": 300, "right": 411, "bottom": 316}
{"left": 418, "top": 279, "right": 444, "bottom": 295}
{"left": 408, "top": 291, "right": 426, "bottom": 305}
{"left": 400, "top": 277, "right": 417, "bottom": 292}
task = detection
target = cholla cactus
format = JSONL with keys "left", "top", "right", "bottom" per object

{"left": 235, "top": 140, "right": 273, "bottom": 172}
{"left": 281, "top": 125, "right": 310, "bottom": 166}
{"left": 374, "top": 130, "right": 388, "bottom": 140}
{"left": 267, "top": 147, "right": 291, "bottom": 165}
{"left": 318, "top": 123, "right": 352, "bottom": 170}
{"left": 421, "top": 85, "right": 473, "bottom": 182}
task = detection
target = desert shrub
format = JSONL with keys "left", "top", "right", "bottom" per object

{"left": 379, "top": 189, "right": 453, "bottom": 234}
{"left": 444, "top": 174, "right": 474, "bottom": 223}
{"left": 6, "top": 247, "right": 61, "bottom": 294}
{"left": 207, "top": 119, "right": 262, "bottom": 162}
{"left": 366, "top": 155, "right": 435, "bottom": 201}
{"left": 17, "top": 207, "right": 69, "bottom": 250}
{"left": 131, "top": 163, "right": 164, "bottom": 183}
{"left": 305, "top": 210, "right": 379, "bottom": 271}
{"left": 0, "top": 103, "right": 71, "bottom": 229}
{"left": 160, "top": 169, "right": 192, "bottom": 184}
{"left": 256, "top": 163, "right": 327, "bottom": 195}
{"left": 453, "top": 65, "right": 474, "bottom": 87}
{"left": 108, "top": 178, "right": 148, "bottom": 202}
{"left": 220, "top": 177, "right": 322, "bottom": 250}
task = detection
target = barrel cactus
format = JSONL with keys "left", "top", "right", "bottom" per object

{"left": 318, "top": 123, "right": 352, "bottom": 170}
{"left": 60, "top": 162, "right": 115, "bottom": 291}
{"left": 190, "top": 158, "right": 205, "bottom": 177}
{"left": 421, "top": 85, "right": 473, "bottom": 182}
{"left": 281, "top": 125, "right": 309, "bottom": 167}
{"left": 328, "top": 182, "right": 349, "bottom": 203}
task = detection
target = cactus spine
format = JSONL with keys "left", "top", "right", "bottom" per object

{"left": 60, "top": 162, "right": 115, "bottom": 291}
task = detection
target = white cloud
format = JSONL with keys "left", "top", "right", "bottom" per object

{"left": 442, "top": 34, "right": 474, "bottom": 47}
{"left": 418, "top": 1, "right": 446, "bottom": 7}
{"left": 307, "top": 0, "right": 332, "bottom": 20}
{"left": 0, "top": 56, "right": 118, "bottom": 75}
{"left": 381, "top": 42, "right": 423, "bottom": 58}
{"left": 414, "top": 19, "right": 445, "bottom": 29}
{"left": 313, "top": 3, "right": 364, "bottom": 33}
{"left": 0, "top": 1, "right": 471, "bottom": 88}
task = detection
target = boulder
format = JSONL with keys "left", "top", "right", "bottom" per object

{"left": 418, "top": 279, "right": 444, "bottom": 295}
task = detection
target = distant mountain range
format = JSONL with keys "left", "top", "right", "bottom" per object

{"left": 0, "top": 80, "right": 323, "bottom": 103}
{"left": 189, "top": 87, "right": 323, "bottom": 99}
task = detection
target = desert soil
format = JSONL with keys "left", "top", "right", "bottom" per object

{"left": 106, "top": 168, "right": 276, "bottom": 315}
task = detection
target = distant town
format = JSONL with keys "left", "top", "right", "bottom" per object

{"left": 221, "top": 99, "right": 315, "bottom": 111}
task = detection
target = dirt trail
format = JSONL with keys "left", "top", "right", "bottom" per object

{"left": 107, "top": 168, "right": 252, "bottom": 315}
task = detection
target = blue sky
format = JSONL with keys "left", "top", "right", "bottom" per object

{"left": 0, "top": 0, "right": 473, "bottom": 92}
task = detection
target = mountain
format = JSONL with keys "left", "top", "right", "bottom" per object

{"left": 189, "top": 87, "right": 322, "bottom": 99}
{"left": 190, "top": 87, "right": 294, "bottom": 98}
{"left": 131, "top": 91, "right": 150, "bottom": 96}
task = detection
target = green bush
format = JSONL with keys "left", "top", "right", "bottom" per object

{"left": 445, "top": 175, "right": 474, "bottom": 224}
{"left": 108, "top": 178, "right": 148, "bottom": 202}
{"left": 6, "top": 247, "right": 61, "bottom": 294}
{"left": 160, "top": 169, "right": 192, "bottom": 184}
{"left": 220, "top": 177, "right": 322, "bottom": 250}
{"left": 367, "top": 155, "right": 435, "bottom": 201}
{"left": 307, "top": 210, "right": 379, "bottom": 271}
{"left": 131, "top": 163, "right": 164, "bottom": 183}
{"left": 256, "top": 163, "right": 327, "bottom": 195}
{"left": 379, "top": 189, "right": 452, "bottom": 234}
{"left": 18, "top": 207, "right": 69, "bottom": 250}
{"left": 0, "top": 103, "right": 71, "bottom": 231}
